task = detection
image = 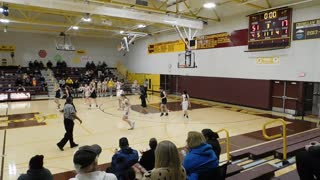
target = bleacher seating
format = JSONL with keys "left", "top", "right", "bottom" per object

{"left": 272, "top": 170, "right": 300, "bottom": 180}
{"left": 231, "top": 128, "right": 320, "bottom": 160}
{"left": 226, "top": 164, "right": 278, "bottom": 180}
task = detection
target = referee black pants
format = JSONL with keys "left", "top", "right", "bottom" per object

{"left": 57, "top": 118, "right": 76, "bottom": 147}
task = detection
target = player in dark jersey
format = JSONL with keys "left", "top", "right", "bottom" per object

{"left": 160, "top": 87, "right": 169, "bottom": 116}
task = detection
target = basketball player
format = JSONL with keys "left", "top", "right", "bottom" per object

{"left": 140, "top": 86, "right": 148, "bottom": 114}
{"left": 116, "top": 87, "right": 124, "bottom": 110}
{"left": 181, "top": 90, "right": 191, "bottom": 118}
{"left": 57, "top": 97, "right": 82, "bottom": 151}
{"left": 89, "top": 84, "right": 98, "bottom": 108}
{"left": 97, "top": 80, "right": 102, "bottom": 97}
{"left": 84, "top": 84, "right": 91, "bottom": 104}
{"left": 121, "top": 94, "right": 135, "bottom": 130}
{"left": 54, "top": 84, "right": 61, "bottom": 109}
{"left": 102, "top": 78, "right": 108, "bottom": 97}
{"left": 160, "top": 87, "right": 169, "bottom": 116}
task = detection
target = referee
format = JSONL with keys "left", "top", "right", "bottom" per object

{"left": 57, "top": 97, "right": 82, "bottom": 151}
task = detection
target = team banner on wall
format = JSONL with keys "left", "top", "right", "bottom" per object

{"left": 293, "top": 19, "right": 320, "bottom": 40}
{"left": 196, "top": 29, "right": 248, "bottom": 49}
{"left": 0, "top": 45, "right": 16, "bottom": 52}
{"left": 148, "top": 40, "right": 186, "bottom": 54}
{"left": 256, "top": 57, "right": 280, "bottom": 65}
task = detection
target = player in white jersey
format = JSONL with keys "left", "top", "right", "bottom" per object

{"left": 84, "top": 84, "right": 91, "bottom": 104}
{"left": 121, "top": 94, "right": 135, "bottom": 130}
{"left": 117, "top": 88, "right": 124, "bottom": 110}
{"left": 97, "top": 80, "right": 102, "bottom": 97}
{"left": 101, "top": 79, "right": 108, "bottom": 97}
{"left": 181, "top": 90, "right": 191, "bottom": 118}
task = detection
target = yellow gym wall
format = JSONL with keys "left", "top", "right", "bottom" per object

{"left": 117, "top": 62, "right": 160, "bottom": 91}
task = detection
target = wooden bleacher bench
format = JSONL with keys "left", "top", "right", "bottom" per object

{"left": 271, "top": 170, "right": 299, "bottom": 180}
{"left": 274, "top": 136, "right": 320, "bottom": 159}
{"left": 231, "top": 128, "right": 320, "bottom": 160}
{"left": 226, "top": 164, "right": 243, "bottom": 177}
{"left": 226, "top": 164, "right": 278, "bottom": 180}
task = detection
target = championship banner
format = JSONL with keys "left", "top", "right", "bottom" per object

{"left": 293, "top": 19, "right": 320, "bottom": 40}
{"left": 76, "top": 50, "right": 86, "bottom": 54}
{"left": 0, "top": 45, "right": 16, "bottom": 52}
{"left": 196, "top": 29, "right": 248, "bottom": 49}
{"left": 256, "top": 57, "right": 280, "bottom": 65}
{"left": 148, "top": 40, "right": 185, "bottom": 54}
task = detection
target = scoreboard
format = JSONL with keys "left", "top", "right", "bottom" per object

{"left": 248, "top": 8, "right": 292, "bottom": 50}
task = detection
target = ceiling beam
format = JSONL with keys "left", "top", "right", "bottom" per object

{"left": 232, "top": 0, "right": 266, "bottom": 9}
{"left": 3, "top": 0, "right": 203, "bottom": 29}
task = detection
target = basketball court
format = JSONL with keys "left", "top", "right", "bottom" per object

{"left": 0, "top": 0, "right": 320, "bottom": 179}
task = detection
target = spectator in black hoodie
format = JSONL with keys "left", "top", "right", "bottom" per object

{"left": 17, "top": 155, "right": 53, "bottom": 180}
{"left": 202, "top": 129, "right": 221, "bottom": 160}
{"left": 139, "top": 138, "right": 157, "bottom": 171}
{"left": 296, "top": 141, "right": 320, "bottom": 180}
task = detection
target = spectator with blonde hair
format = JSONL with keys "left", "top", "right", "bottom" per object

{"left": 183, "top": 131, "right": 218, "bottom": 180}
{"left": 142, "top": 140, "right": 186, "bottom": 180}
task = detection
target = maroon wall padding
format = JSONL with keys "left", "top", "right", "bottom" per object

{"left": 176, "top": 76, "right": 272, "bottom": 110}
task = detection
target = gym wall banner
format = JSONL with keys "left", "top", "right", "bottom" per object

{"left": 293, "top": 19, "right": 320, "bottom": 41}
{"left": 0, "top": 45, "right": 16, "bottom": 52}
{"left": 148, "top": 40, "right": 186, "bottom": 54}
{"left": 196, "top": 29, "right": 248, "bottom": 50}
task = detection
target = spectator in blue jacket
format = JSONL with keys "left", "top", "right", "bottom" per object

{"left": 110, "top": 137, "right": 139, "bottom": 180}
{"left": 183, "top": 131, "right": 219, "bottom": 180}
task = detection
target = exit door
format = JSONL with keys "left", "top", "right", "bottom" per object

{"left": 272, "top": 81, "right": 301, "bottom": 115}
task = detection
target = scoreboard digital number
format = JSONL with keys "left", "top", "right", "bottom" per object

{"left": 248, "top": 8, "right": 292, "bottom": 50}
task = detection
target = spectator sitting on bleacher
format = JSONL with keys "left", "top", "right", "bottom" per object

{"left": 71, "top": 144, "right": 117, "bottom": 180}
{"left": 16, "top": 65, "right": 23, "bottom": 74}
{"left": 61, "top": 60, "right": 67, "bottom": 68}
{"left": 34, "top": 60, "right": 40, "bottom": 69}
{"left": 46, "top": 61, "right": 53, "bottom": 69}
{"left": 66, "top": 77, "right": 74, "bottom": 87}
{"left": 17, "top": 155, "right": 53, "bottom": 180}
{"left": 202, "top": 129, "right": 221, "bottom": 160}
{"left": 39, "top": 61, "right": 44, "bottom": 69}
{"left": 90, "top": 61, "right": 96, "bottom": 70}
{"left": 139, "top": 138, "right": 157, "bottom": 171}
{"left": 32, "top": 78, "right": 37, "bottom": 87}
{"left": 296, "top": 141, "right": 320, "bottom": 180}
{"left": 56, "top": 61, "right": 62, "bottom": 68}
{"left": 16, "top": 76, "right": 23, "bottom": 86}
{"left": 17, "top": 84, "right": 26, "bottom": 92}
{"left": 142, "top": 140, "right": 186, "bottom": 180}
{"left": 28, "top": 61, "right": 34, "bottom": 69}
{"left": 6, "top": 84, "right": 14, "bottom": 92}
{"left": 183, "top": 131, "right": 218, "bottom": 180}
{"left": 86, "top": 61, "right": 91, "bottom": 70}
{"left": 108, "top": 137, "right": 139, "bottom": 180}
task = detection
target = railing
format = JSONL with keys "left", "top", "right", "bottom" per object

{"left": 217, "top": 128, "right": 231, "bottom": 161}
{"left": 262, "top": 119, "right": 287, "bottom": 160}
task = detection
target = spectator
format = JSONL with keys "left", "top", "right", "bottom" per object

{"left": 139, "top": 138, "right": 157, "bottom": 171}
{"left": 32, "top": 78, "right": 37, "bottom": 87}
{"left": 28, "top": 61, "right": 34, "bottom": 69}
{"left": 46, "top": 61, "right": 53, "bottom": 69}
{"left": 61, "top": 60, "right": 67, "bottom": 68}
{"left": 17, "top": 84, "right": 26, "bottom": 92}
{"left": 66, "top": 77, "right": 74, "bottom": 87}
{"left": 90, "top": 61, "right": 96, "bottom": 70}
{"left": 142, "top": 140, "right": 186, "bottom": 180}
{"left": 39, "top": 61, "right": 44, "bottom": 69}
{"left": 202, "top": 129, "right": 221, "bottom": 160}
{"left": 143, "top": 79, "right": 148, "bottom": 93}
{"left": 296, "top": 141, "right": 320, "bottom": 180}
{"left": 71, "top": 144, "right": 117, "bottom": 180}
{"left": 109, "top": 137, "right": 139, "bottom": 180}
{"left": 86, "top": 61, "right": 91, "bottom": 70}
{"left": 16, "top": 76, "right": 23, "bottom": 86}
{"left": 16, "top": 65, "right": 23, "bottom": 74}
{"left": 17, "top": 155, "right": 53, "bottom": 180}
{"left": 59, "top": 78, "right": 66, "bottom": 88}
{"left": 34, "top": 60, "right": 39, "bottom": 69}
{"left": 7, "top": 84, "right": 14, "bottom": 92}
{"left": 183, "top": 131, "right": 218, "bottom": 180}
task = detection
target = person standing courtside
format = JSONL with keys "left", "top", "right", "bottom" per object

{"left": 160, "top": 87, "right": 169, "bottom": 116}
{"left": 57, "top": 97, "right": 82, "bottom": 151}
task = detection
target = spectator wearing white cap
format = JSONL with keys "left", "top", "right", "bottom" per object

{"left": 71, "top": 144, "right": 117, "bottom": 180}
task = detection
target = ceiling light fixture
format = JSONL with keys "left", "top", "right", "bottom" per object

{"left": 0, "top": 19, "right": 10, "bottom": 23}
{"left": 137, "top": 24, "right": 146, "bottom": 28}
{"left": 120, "top": 30, "right": 124, "bottom": 34}
{"left": 72, "top": 26, "right": 79, "bottom": 30}
{"left": 203, "top": 2, "right": 216, "bottom": 9}
{"left": 4, "top": 26, "right": 7, "bottom": 33}
{"left": 0, "top": 6, "right": 9, "bottom": 16}
{"left": 82, "top": 13, "right": 91, "bottom": 22}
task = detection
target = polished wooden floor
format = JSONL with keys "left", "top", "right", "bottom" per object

{"left": 0, "top": 95, "right": 316, "bottom": 179}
